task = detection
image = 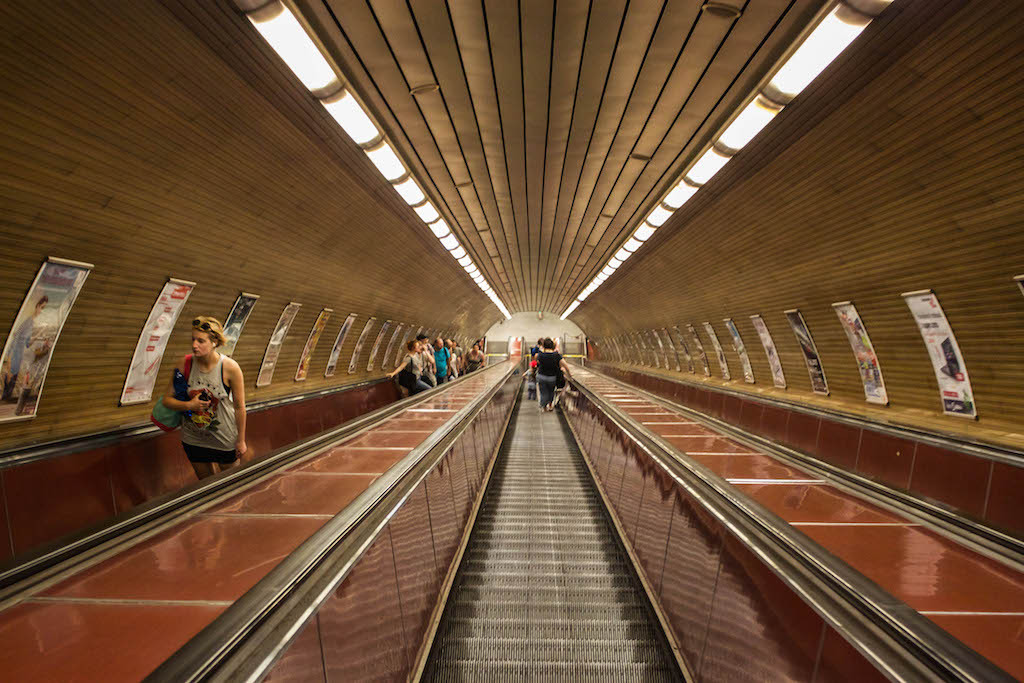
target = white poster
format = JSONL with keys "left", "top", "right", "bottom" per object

{"left": 348, "top": 317, "right": 377, "bottom": 374}
{"left": 0, "top": 258, "right": 92, "bottom": 422}
{"left": 703, "top": 322, "right": 730, "bottom": 380}
{"left": 383, "top": 323, "right": 404, "bottom": 370}
{"left": 325, "top": 313, "right": 357, "bottom": 377}
{"left": 903, "top": 290, "right": 977, "bottom": 418}
{"left": 366, "top": 320, "right": 393, "bottom": 371}
{"left": 295, "top": 308, "right": 332, "bottom": 381}
{"left": 785, "top": 309, "right": 828, "bottom": 395}
{"left": 750, "top": 315, "right": 786, "bottom": 388}
{"left": 723, "top": 318, "right": 754, "bottom": 384}
{"left": 221, "top": 292, "right": 259, "bottom": 357}
{"left": 1016, "top": 275, "right": 1023, "bottom": 297}
{"left": 394, "top": 326, "right": 415, "bottom": 366}
{"left": 658, "top": 329, "right": 681, "bottom": 372}
{"left": 633, "top": 332, "right": 653, "bottom": 367}
{"left": 121, "top": 278, "right": 194, "bottom": 405}
{"left": 687, "top": 324, "right": 711, "bottom": 376}
{"left": 256, "top": 302, "right": 302, "bottom": 387}
{"left": 833, "top": 301, "right": 887, "bottom": 405}
{"left": 671, "top": 326, "right": 695, "bottom": 373}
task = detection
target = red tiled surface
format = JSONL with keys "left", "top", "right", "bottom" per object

{"left": 0, "top": 473, "right": 12, "bottom": 563}
{"left": 296, "top": 446, "right": 410, "bottom": 474}
{"left": 985, "top": 461, "right": 1024, "bottom": 536}
{"left": 814, "top": 420, "right": 861, "bottom": 471}
{"left": 43, "top": 515, "right": 327, "bottom": 602}
{"left": 855, "top": 430, "right": 917, "bottom": 490}
{"left": 644, "top": 423, "right": 713, "bottom": 437}
{"left": 734, "top": 483, "right": 903, "bottom": 524}
{"left": 615, "top": 445, "right": 645, "bottom": 542}
{"left": 0, "top": 601, "right": 225, "bottom": 682}
{"left": 662, "top": 435, "right": 756, "bottom": 453}
{"left": 263, "top": 615, "right": 325, "bottom": 682}
{"left": 908, "top": 444, "right": 992, "bottom": 517}
{"left": 425, "top": 465, "right": 459, "bottom": 578}
{"left": 210, "top": 472, "right": 376, "bottom": 516}
{"left": 759, "top": 403, "right": 790, "bottom": 442}
{"left": 926, "top": 613, "right": 1024, "bottom": 681}
{"left": 785, "top": 410, "right": 821, "bottom": 453}
{"left": 347, "top": 429, "right": 434, "bottom": 449}
{"left": 739, "top": 399, "right": 764, "bottom": 433}
{"left": 815, "top": 627, "right": 889, "bottom": 683}
{"left": 687, "top": 453, "right": 811, "bottom": 481}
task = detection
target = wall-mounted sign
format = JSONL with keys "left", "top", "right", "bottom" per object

{"left": 702, "top": 322, "right": 730, "bottom": 381}
{"left": 647, "top": 330, "right": 668, "bottom": 368}
{"left": 658, "top": 329, "right": 681, "bottom": 372}
{"left": 723, "top": 319, "right": 754, "bottom": 384}
{"left": 750, "top": 315, "right": 786, "bottom": 388}
{"left": 0, "top": 257, "right": 92, "bottom": 422}
{"left": 785, "top": 309, "right": 828, "bottom": 395}
{"left": 671, "top": 326, "right": 695, "bottom": 373}
{"left": 383, "top": 323, "right": 404, "bottom": 370}
{"left": 631, "top": 332, "right": 650, "bottom": 367}
{"left": 903, "top": 290, "right": 976, "bottom": 418}
{"left": 121, "top": 278, "right": 195, "bottom": 405}
{"left": 833, "top": 301, "right": 887, "bottom": 405}
{"left": 687, "top": 324, "right": 711, "bottom": 376}
{"left": 349, "top": 317, "right": 377, "bottom": 374}
{"left": 220, "top": 292, "right": 259, "bottom": 357}
{"left": 325, "top": 313, "right": 357, "bottom": 378}
{"left": 256, "top": 302, "right": 302, "bottom": 387}
{"left": 295, "top": 308, "right": 332, "bottom": 381}
{"left": 367, "top": 320, "right": 393, "bottom": 371}
{"left": 394, "top": 326, "right": 415, "bottom": 366}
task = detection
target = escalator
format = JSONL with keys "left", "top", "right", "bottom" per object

{"left": 424, "top": 391, "right": 681, "bottom": 681}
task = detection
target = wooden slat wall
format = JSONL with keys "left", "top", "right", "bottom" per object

{"left": 575, "top": 0, "right": 1024, "bottom": 449}
{"left": 0, "top": 0, "right": 493, "bottom": 450}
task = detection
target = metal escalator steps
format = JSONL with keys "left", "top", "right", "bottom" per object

{"left": 424, "top": 386, "right": 680, "bottom": 682}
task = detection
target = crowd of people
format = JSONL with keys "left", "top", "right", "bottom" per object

{"left": 526, "top": 337, "right": 572, "bottom": 412}
{"left": 389, "top": 334, "right": 487, "bottom": 396}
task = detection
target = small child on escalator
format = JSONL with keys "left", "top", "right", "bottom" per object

{"left": 526, "top": 360, "right": 538, "bottom": 401}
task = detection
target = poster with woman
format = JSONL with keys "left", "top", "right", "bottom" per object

{"left": 671, "top": 326, "right": 695, "bottom": 373}
{"left": 0, "top": 258, "right": 92, "bottom": 422}
{"left": 220, "top": 292, "right": 259, "bottom": 357}
{"left": 723, "top": 318, "right": 755, "bottom": 383}
{"left": 750, "top": 314, "right": 786, "bottom": 388}
{"left": 785, "top": 309, "right": 829, "bottom": 395}
{"left": 325, "top": 313, "right": 357, "bottom": 377}
{"left": 121, "top": 278, "right": 195, "bottom": 405}
{"left": 833, "top": 301, "right": 888, "bottom": 405}
{"left": 366, "top": 320, "right": 393, "bottom": 371}
{"left": 902, "top": 290, "right": 976, "bottom": 418}
{"left": 295, "top": 308, "right": 332, "bottom": 381}
{"left": 256, "top": 302, "right": 302, "bottom": 387}
{"left": 687, "top": 324, "right": 712, "bottom": 377}
{"left": 348, "top": 317, "right": 377, "bottom": 373}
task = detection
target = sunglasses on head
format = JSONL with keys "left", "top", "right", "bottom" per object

{"left": 192, "top": 319, "right": 213, "bottom": 332}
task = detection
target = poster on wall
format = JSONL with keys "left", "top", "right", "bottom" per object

{"left": 832, "top": 301, "right": 888, "bottom": 405}
{"left": 902, "top": 290, "right": 977, "bottom": 418}
{"left": 120, "top": 278, "right": 195, "bottom": 405}
{"left": 687, "top": 324, "right": 711, "bottom": 376}
{"left": 671, "top": 326, "right": 695, "bottom": 373}
{"left": 256, "top": 302, "right": 302, "bottom": 387}
{"left": 750, "top": 315, "right": 786, "bottom": 388}
{"left": 1016, "top": 275, "right": 1023, "bottom": 297}
{"left": 785, "top": 309, "right": 829, "bottom": 395}
{"left": 659, "top": 329, "right": 681, "bottom": 372}
{"left": 325, "top": 313, "right": 357, "bottom": 377}
{"left": 723, "top": 319, "right": 755, "bottom": 384}
{"left": 0, "top": 258, "right": 92, "bottom": 422}
{"left": 702, "top": 322, "right": 730, "bottom": 381}
{"left": 348, "top": 317, "right": 377, "bottom": 374}
{"left": 641, "top": 331, "right": 659, "bottom": 368}
{"left": 649, "top": 330, "right": 670, "bottom": 368}
{"left": 395, "top": 326, "right": 415, "bottom": 366}
{"left": 367, "top": 320, "right": 393, "bottom": 371}
{"left": 220, "top": 292, "right": 259, "bottom": 357}
{"left": 295, "top": 308, "right": 332, "bottom": 381}
{"left": 383, "top": 323, "right": 404, "bottom": 369}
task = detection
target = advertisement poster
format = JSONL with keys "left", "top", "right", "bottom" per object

{"left": 1016, "top": 275, "right": 1023, "bottom": 297}
{"left": 671, "top": 326, "right": 695, "bottom": 373}
{"left": 325, "top": 313, "right": 357, "bottom": 377}
{"left": 703, "top": 322, "right": 731, "bottom": 380}
{"left": 348, "top": 317, "right": 377, "bottom": 373}
{"left": 659, "top": 329, "right": 681, "bottom": 372}
{"left": 0, "top": 258, "right": 92, "bottom": 422}
{"left": 723, "top": 318, "right": 755, "bottom": 384}
{"left": 121, "top": 278, "right": 195, "bottom": 405}
{"left": 367, "top": 320, "right": 393, "bottom": 371}
{"left": 220, "top": 292, "right": 259, "bottom": 357}
{"left": 256, "top": 302, "right": 302, "bottom": 387}
{"left": 627, "top": 335, "right": 643, "bottom": 364}
{"left": 750, "top": 315, "right": 786, "bottom": 388}
{"left": 383, "top": 323, "right": 404, "bottom": 370}
{"left": 295, "top": 308, "right": 332, "bottom": 381}
{"left": 687, "top": 324, "right": 711, "bottom": 376}
{"left": 394, "top": 326, "right": 415, "bottom": 366}
{"left": 631, "top": 332, "right": 649, "bottom": 366}
{"left": 903, "top": 290, "right": 977, "bottom": 418}
{"left": 609, "top": 337, "right": 624, "bottom": 363}
{"left": 649, "top": 330, "right": 669, "bottom": 368}
{"left": 785, "top": 309, "right": 829, "bottom": 395}
{"left": 642, "top": 331, "right": 660, "bottom": 368}
{"left": 833, "top": 301, "right": 887, "bottom": 405}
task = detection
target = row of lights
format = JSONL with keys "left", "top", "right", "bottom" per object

{"left": 561, "top": 0, "right": 892, "bottom": 320}
{"left": 243, "top": 1, "right": 511, "bottom": 319}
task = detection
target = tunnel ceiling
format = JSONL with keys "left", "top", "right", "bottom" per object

{"left": 281, "top": 0, "right": 829, "bottom": 314}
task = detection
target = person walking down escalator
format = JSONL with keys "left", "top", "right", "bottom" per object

{"left": 433, "top": 337, "right": 452, "bottom": 385}
{"left": 390, "top": 339, "right": 431, "bottom": 395}
{"left": 464, "top": 343, "right": 484, "bottom": 373}
{"left": 417, "top": 334, "right": 436, "bottom": 387}
{"left": 536, "top": 337, "right": 571, "bottom": 412}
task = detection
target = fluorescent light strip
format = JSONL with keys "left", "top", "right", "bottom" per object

{"left": 247, "top": 3, "right": 337, "bottom": 93}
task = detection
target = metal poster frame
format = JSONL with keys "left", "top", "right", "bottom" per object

{"left": 382, "top": 323, "right": 404, "bottom": 370}
{"left": 687, "top": 324, "right": 711, "bottom": 377}
{"left": 832, "top": 301, "right": 888, "bottom": 405}
{"left": 750, "top": 314, "right": 786, "bottom": 388}
{"left": 256, "top": 302, "right": 302, "bottom": 387}
{"left": 348, "top": 317, "right": 377, "bottom": 374}
{"left": 0, "top": 257, "right": 93, "bottom": 422}
{"left": 295, "top": 308, "right": 332, "bottom": 381}
{"left": 723, "top": 318, "right": 755, "bottom": 384}
{"left": 325, "top": 313, "right": 357, "bottom": 378}
{"left": 703, "top": 322, "right": 731, "bottom": 381}
{"left": 671, "top": 325, "right": 695, "bottom": 373}
{"left": 658, "top": 328, "right": 681, "bottom": 372}
{"left": 785, "top": 309, "right": 829, "bottom": 396}
{"left": 220, "top": 292, "right": 260, "bottom": 357}
{"left": 120, "top": 277, "right": 195, "bottom": 406}
{"left": 902, "top": 289, "right": 977, "bottom": 419}
{"left": 366, "top": 320, "right": 393, "bottom": 371}
{"left": 1015, "top": 274, "right": 1023, "bottom": 297}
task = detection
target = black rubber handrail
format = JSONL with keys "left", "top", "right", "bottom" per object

{"left": 568, "top": 371, "right": 1013, "bottom": 682}
{"left": 145, "top": 359, "right": 522, "bottom": 683}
